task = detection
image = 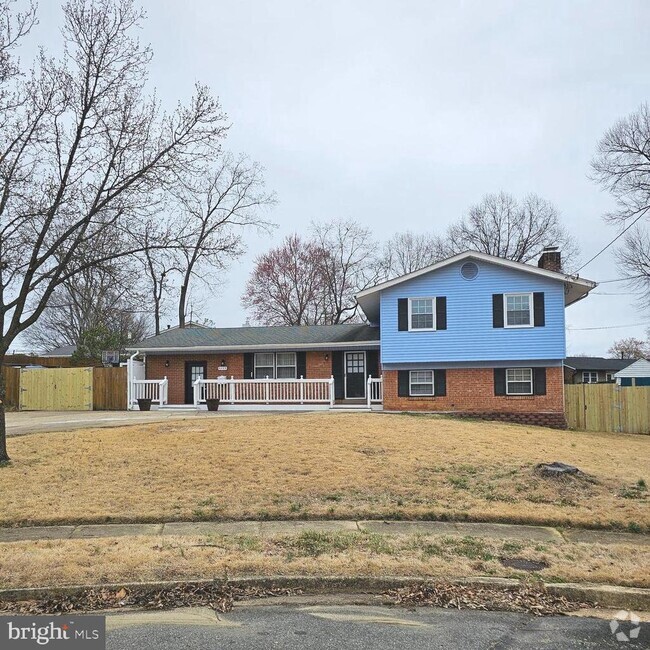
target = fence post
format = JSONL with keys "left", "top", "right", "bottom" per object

{"left": 300, "top": 375, "right": 304, "bottom": 404}
{"left": 330, "top": 375, "right": 335, "bottom": 407}
{"left": 265, "top": 377, "right": 270, "bottom": 404}
{"left": 230, "top": 377, "right": 235, "bottom": 404}
{"left": 367, "top": 374, "right": 371, "bottom": 408}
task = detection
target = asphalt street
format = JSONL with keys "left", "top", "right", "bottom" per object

{"left": 105, "top": 604, "right": 648, "bottom": 649}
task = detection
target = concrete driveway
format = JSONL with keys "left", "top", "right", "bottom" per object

{"left": 5, "top": 409, "right": 288, "bottom": 436}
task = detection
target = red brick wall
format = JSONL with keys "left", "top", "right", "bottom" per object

{"left": 383, "top": 367, "right": 565, "bottom": 423}
{"left": 306, "top": 351, "right": 332, "bottom": 378}
{"left": 146, "top": 354, "right": 244, "bottom": 404}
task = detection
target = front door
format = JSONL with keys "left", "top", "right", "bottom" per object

{"left": 345, "top": 351, "right": 366, "bottom": 399}
{"left": 185, "top": 361, "right": 207, "bottom": 404}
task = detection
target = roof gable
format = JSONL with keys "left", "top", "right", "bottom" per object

{"left": 614, "top": 358, "right": 650, "bottom": 378}
{"left": 356, "top": 251, "right": 596, "bottom": 322}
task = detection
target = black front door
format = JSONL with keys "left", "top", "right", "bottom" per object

{"left": 345, "top": 351, "right": 366, "bottom": 399}
{"left": 185, "top": 361, "right": 207, "bottom": 404}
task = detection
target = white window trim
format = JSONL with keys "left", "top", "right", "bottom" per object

{"left": 582, "top": 371, "right": 598, "bottom": 384}
{"left": 606, "top": 373, "right": 613, "bottom": 382}
{"left": 409, "top": 370, "right": 435, "bottom": 396}
{"left": 407, "top": 297, "right": 436, "bottom": 332}
{"left": 503, "top": 292, "right": 534, "bottom": 329}
{"left": 505, "top": 367, "right": 533, "bottom": 395}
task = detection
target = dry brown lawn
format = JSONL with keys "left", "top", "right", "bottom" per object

{"left": 0, "top": 413, "right": 648, "bottom": 530}
{"left": 0, "top": 531, "right": 646, "bottom": 590}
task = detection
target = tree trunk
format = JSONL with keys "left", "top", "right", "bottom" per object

{"left": 178, "top": 282, "right": 187, "bottom": 328}
{"left": 0, "top": 367, "right": 9, "bottom": 463}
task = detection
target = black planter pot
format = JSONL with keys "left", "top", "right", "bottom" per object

{"left": 137, "top": 398, "right": 152, "bottom": 412}
{"left": 206, "top": 398, "right": 221, "bottom": 412}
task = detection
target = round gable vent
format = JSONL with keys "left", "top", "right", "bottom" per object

{"left": 460, "top": 261, "right": 479, "bottom": 280}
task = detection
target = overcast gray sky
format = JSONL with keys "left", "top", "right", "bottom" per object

{"left": 29, "top": 0, "right": 650, "bottom": 355}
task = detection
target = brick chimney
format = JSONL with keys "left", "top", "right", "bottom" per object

{"left": 538, "top": 246, "right": 561, "bottom": 272}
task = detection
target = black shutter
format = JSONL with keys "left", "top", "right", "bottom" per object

{"left": 296, "top": 352, "right": 307, "bottom": 378}
{"left": 366, "top": 349, "right": 379, "bottom": 378}
{"left": 533, "top": 367, "right": 547, "bottom": 395}
{"left": 398, "top": 370, "right": 410, "bottom": 397}
{"left": 492, "top": 294, "right": 504, "bottom": 328}
{"left": 436, "top": 297, "right": 447, "bottom": 330}
{"left": 243, "top": 353, "right": 254, "bottom": 379}
{"left": 533, "top": 292, "right": 545, "bottom": 327}
{"left": 398, "top": 298, "right": 408, "bottom": 331}
{"left": 434, "top": 369, "right": 447, "bottom": 396}
{"left": 332, "top": 351, "right": 344, "bottom": 400}
{"left": 494, "top": 368, "right": 506, "bottom": 395}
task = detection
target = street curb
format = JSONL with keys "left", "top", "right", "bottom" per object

{"left": 1, "top": 576, "right": 648, "bottom": 611}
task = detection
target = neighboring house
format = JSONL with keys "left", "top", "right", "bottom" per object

{"left": 41, "top": 344, "right": 77, "bottom": 358}
{"left": 126, "top": 248, "right": 596, "bottom": 428}
{"left": 614, "top": 359, "right": 650, "bottom": 387}
{"left": 563, "top": 357, "right": 635, "bottom": 384}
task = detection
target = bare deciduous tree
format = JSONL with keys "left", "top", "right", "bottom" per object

{"left": 608, "top": 337, "right": 649, "bottom": 360}
{"left": 442, "top": 192, "right": 579, "bottom": 268}
{"left": 380, "top": 231, "right": 443, "bottom": 278}
{"left": 591, "top": 103, "right": 650, "bottom": 226}
{"left": 172, "top": 155, "right": 275, "bottom": 328}
{"left": 23, "top": 263, "right": 149, "bottom": 353}
{"left": 0, "top": 0, "right": 232, "bottom": 462}
{"left": 312, "top": 219, "right": 379, "bottom": 323}
{"left": 243, "top": 219, "right": 379, "bottom": 326}
{"left": 242, "top": 235, "right": 327, "bottom": 326}
{"left": 592, "top": 104, "right": 650, "bottom": 311}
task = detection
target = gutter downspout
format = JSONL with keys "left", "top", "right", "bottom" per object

{"left": 128, "top": 351, "right": 139, "bottom": 410}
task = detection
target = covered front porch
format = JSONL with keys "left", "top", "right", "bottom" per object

{"left": 128, "top": 375, "right": 383, "bottom": 411}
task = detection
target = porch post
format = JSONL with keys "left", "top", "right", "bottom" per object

{"left": 329, "top": 375, "right": 335, "bottom": 407}
{"left": 300, "top": 375, "right": 304, "bottom": 404}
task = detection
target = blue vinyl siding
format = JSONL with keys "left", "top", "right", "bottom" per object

{"left": 380, "top": 259, "right": 565, "bottom": 364}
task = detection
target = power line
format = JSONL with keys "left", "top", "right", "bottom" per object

{"left": 576, "top": 207, "right": 649, "bottom": 273}
{"left": 595, "top": 274, "right": 647, "bottom": 284}
{"left": 566, "top": 322, "right": 647, "bottom": 331}
{"left": 591, "top": 291, "right": 637, "bottom": 296}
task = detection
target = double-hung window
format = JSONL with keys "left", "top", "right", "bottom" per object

{"left": 254, "top": 352, "right": 297, "bottom": 379}
{"left": 409, "top": 370, "right": 434, "bottom": 396}
{"left": 254, "top": 353, "right": 275, "bottom": 379}
{"left": 582, "top": 371, "right": 598, "bottom": 384}
{"left": 505, "top": 368, "right": 533, "bottom": 395}
{"left": 276, "top": 352, "right": 297, "bottom": 379}
{"left": 409, "top": 298, "right": 435, "bottom": 331}
{"left": 504, "top": 293, "right": 532, "bottom": 327}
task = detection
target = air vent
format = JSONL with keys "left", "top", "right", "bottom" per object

{"left": 460, "top": 261, "right": 479, "bottom": 280}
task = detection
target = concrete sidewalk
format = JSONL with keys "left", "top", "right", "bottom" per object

{"left": 0, "top": 519, "right": 647, "bottom": 546}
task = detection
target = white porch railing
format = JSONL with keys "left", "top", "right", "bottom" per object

{"left": 194, "top": 376, "right": 335, "bottom": 406}
{"left": 367, "top": 375, "right": 383, "bottom": 407}
{"left": 130, "top": 378, "right": 168, "bottom": 407}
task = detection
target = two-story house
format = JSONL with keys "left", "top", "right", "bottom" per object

{"left": 125, "top": 248, "right": 596, "bottom": 428}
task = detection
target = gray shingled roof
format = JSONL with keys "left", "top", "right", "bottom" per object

{"left": 564, "top": 356, "right": 636, "bottom": 372}
{"left": 127, "top": 323, "right": 380, "bottom": 352}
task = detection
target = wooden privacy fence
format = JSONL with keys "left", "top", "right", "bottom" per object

{"left": 1, "top": 367, "right": 20, "bottom": 409}
{"left": 6, "top": 366, "right": 126, "bottom": 411}
{"left": 20, "top": 367, "right": 93, "bottom": 411}
{"left": 565, "top": 384, "right": 650, "bottom": 434}
{"left": 92, "top": 367, "right": 127, "bottom": 410}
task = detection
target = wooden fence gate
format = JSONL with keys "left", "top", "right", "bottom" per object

{"left": 19, "top": 367, "right": 93, "bottom": 411}
{"left": 92, "top": 367, "right": 127, "bottom": 410}
{"left": 565, "top": 384, "right": 650, "bottom": 434}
